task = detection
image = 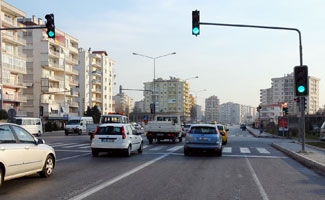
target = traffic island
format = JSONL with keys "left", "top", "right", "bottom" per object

{"left": 272, "top": 142, "right": 325, "bottom": 176}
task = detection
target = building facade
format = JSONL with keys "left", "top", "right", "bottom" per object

{"left": 260, "top": 73, "right": 320, "bottom": 116}
{"left": 20, "top": 16, "right": 79, "bottom": 119}
{"left": 205, "top": 96, "right": 219, "bottom": 123}
{"left": 134, "top": 100, "right": 145, "bottom": 113}
{"left": 78, "top": 48, "right": 114, "bottom": 115}
{"left": 0, "top": 1, "right": 27, "bottom": 115}
{"left": 143, "top": 77, "right": 190, "bottom": 118}
{"left": 113, "top": 92, "right": 133, "bottom": 114}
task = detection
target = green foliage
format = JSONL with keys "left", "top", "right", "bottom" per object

{"left": 52, "top": 122, "right": 59, "bottom": 131}
{"left": 0, "top": 110, "right": 8, "bottom": 120}
{"left": 84, "top": 106, "right": 100, "bottom": 123}
{"left": 45, "top": 121, "right": 53, "bottom": 132}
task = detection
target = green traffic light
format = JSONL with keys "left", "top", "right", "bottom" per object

{"left": 192, "top": 27, "right": 200, "bottom": 35}
{"left": 297, "top": 85, "right": 305, "bottom": 93}
{"left": 48, "top": 31, "right": 54, "bottom": 37}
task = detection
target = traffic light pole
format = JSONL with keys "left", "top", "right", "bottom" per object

{"left": 0, "top": 26, "right": 46, "bottom": 31}
{"left": 198, "top": 21, "right": 305, "bottom": 152}
{"left": 301, "top": 96, "right": 305, "bottom": 152}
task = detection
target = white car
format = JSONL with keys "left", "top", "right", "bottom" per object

{"left": 91, "top": 123, "right": 143, "bottom": 157}
{"left": 0, "top": 123, "right": 55, "bottom": 186}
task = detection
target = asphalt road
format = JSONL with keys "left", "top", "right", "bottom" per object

{"left": 1, "top": 126, "right": 325, "bottom": 200}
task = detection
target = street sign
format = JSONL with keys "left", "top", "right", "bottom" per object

{"left": 63, "top": 114, "right": 69, "bottom": 120}
{"left": 143, "top": 115, "right": 148, "bottom": 120}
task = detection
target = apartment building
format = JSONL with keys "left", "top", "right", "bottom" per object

{"left": 113, "top": 92, "right": 133, "bottom": 114}
{"left": 143, "top": 77, "right": 191, "bottom": 118}
{"left": 20, "top": 16, "right": 79, "bottom": 119}
{"left": 260, "top": 73, "right": 320, "bottom": 116}
{"left": 134, "top": 100, "right": 145, "bottom": 113}
{"left": 0, "top": 1, "right": 27, "bottom": 115}
{"left": 205, "top": 96, "right": 219, "bottom": 123}
{"left": 78, "top": 49, "right": 114, "bottom": 115}
{"left": 219, "top": 102, "right": 256, "bottom": 124}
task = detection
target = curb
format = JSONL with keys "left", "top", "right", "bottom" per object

{"left": 247, "top": 128, "right": 258, "bottom": 137}
{"left": 293, "top": 141, "right": 325, "bottom": 153}
{"left": 272, "top": 143, "right": 325, "bottom": 176}
{"left": 247, "top": 127, "right": 284, "bottom": 139}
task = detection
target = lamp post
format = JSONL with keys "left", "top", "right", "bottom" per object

{"left": 132, "top": 52, "right": 176, "bottom": 116}
{"left": 183, "top": 76, "right": 199, "bottom": 81}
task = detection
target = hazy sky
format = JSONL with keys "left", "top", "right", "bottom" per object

{"left": 10, "top": 0, "right": 325, "bottom": 109}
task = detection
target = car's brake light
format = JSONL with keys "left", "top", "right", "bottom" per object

{"left": 92, "top": 127, "right": 99, "bottom": 139}
{"left": 182, "top": 127, "right": 184, "bottom": 132}
{"left": 122, "top": 126, "right": 126, "bottom": 139}
{"left": 187, "top": 128, "right": 191, "bottom": 135}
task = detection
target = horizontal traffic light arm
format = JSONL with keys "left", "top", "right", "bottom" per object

{"left": 0, "top": 25, "right": 46, "bottom": 31}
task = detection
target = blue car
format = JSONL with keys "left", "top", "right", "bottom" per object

{"left": 184, "top": 124, "right": 223, "bottom": 156}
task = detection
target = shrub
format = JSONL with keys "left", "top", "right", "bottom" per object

{"left": 45, "top": 121, "right": 53, "bottom": 132}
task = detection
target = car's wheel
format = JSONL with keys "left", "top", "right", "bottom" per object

{"left": 148, "top": 138, "right": 153, "bottom": 144}
{"left": 184, "top": 148, "right": 190, "bottom": 156}
{"left": 216, "top": 149, "right": 222, "bottom": 157}
{"left": 179, "top": 137, "right": 182, "bottom": 142}
{"left": 92, "top": 149, "right": 99, "bottom": 157}
{"left": 223, "top": 139, "right": 227, "bottom": 145}
{"left": 125, "top": 145, "right": 131, "bottom": 157}
{"left": 78, "top": 129, "right": 82, "bottom": 135}
{"left": 138, "top": 142, "right": 143, "bottom": 153}
{"left": 65, "top": 131, "right": 69, "bottom": 136}
{"left": 39, "top": 155, "right": 54, "bottom": 178}
{"left": 172, "top": 138, "right": 176, "bottom": 144}
{"left": 157, "top": 139, "right": 161, "bottom": 143}
{"left": 0, "top": 167, "right": 3, "bottom": 187}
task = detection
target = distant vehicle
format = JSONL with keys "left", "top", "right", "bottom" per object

{"left": 11, "top": 117, "right": 43, "bottom": 136}
{"left": 217, "top": 124, "right": 228, "bottom": 145}
{"left": 145, "top": 114, "right": 183, "bottom": 144}
{"left": 240, "top": 124, "right": 246, "bottom": 130}
{"left": 91, "top": 123, "right": 143, "bottom": 157}
{"left": 0, "top": 123, "right": 55, "bottom": 187}
{"left": 320, "top": 121, "right": 325, "bottom": 141}
{"left": 65, "top": 117, "right": 94, "bottom": 135}
{"left": 184, "top": 124, "right": 222, "bottom": 156}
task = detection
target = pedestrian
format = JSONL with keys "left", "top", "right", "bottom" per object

{"left": 260, "top": 123, "right": 264, "bottom": 134}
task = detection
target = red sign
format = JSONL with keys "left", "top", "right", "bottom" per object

{"left": 279, "top": 117, "right": 288, "bottom": 128}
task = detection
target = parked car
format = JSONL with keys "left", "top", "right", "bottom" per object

{"left": 91, "top": 123, "right": 143, "bottom": 157}
{"left": 10, "top": 117, "right": 43, "bottom": 136}
{"left": 0, "top": 123, "right": 56, "bottom": 186}
{"left": 217, "top": 124, "right": 228, "bottom": 145}
{"left": 65, "top": 117, "right": 94, "bottom": 135}
{"left": 184, "top": 124, "right": 223, "bottom": 156}
{"left": 320, "top": 121, "right": 325, "bottom": 141}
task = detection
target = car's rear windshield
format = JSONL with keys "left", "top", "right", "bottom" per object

{"left": 190, "top": 127, "right": 216, "bottom": 134}
{"left": 217, "top": 126, "right": 223, "bottom": 130}
{"left": 68, "top": 120, "right": 80, "bottom": 125}
{"left": 97, "top": 126, "right": 122, "bottom": 135}
{"left": 184, "top": 125, "right": 191, "bottom": 128}
{"left": 321, "top": 122, "right": 325, "bottom": 129}
{"left": 101, "top": 116, "right": 122, "bottom": 123}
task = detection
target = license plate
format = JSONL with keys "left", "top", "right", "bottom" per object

{"left": 199, "top": 137, "right": 209, "bottom": 141}
{"left": 157, "top": 134, "right": 164, "bottom": 136}
{"left": 101, "top": 138, "right": 114, "bottom": 142}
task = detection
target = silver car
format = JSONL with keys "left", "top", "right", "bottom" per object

{"left": 0, "top": 123, "right": 56, "bottom": 186}
{"left": 184, "top": 124, "right": 222, "bottom": 156}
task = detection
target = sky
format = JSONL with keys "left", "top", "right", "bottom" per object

{"left": 9, "top": 0, "right": 325, "bottom": 109}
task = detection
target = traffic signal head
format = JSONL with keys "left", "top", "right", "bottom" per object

{"left": 304, "top": 97, "right": 307, "bottom": 110}
{"left": 192, "top": 10, "right": 200, "bottom": 36}
{"left": 294, "top": 66, "right": 308, "bottom": 96}
{"left": 45, "top": 14, "right": 55, "bottom": 39}
{"left": 294, "top": 98, "right": 300, "bottom": 103}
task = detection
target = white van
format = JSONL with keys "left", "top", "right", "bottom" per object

{"left": 65, "top": 117, "right": 94, "bottom": 135}
{"left": 320, "top": 121, "right": 325, "bottom": 141}
{"left": 12, "top": 117, "right": 43, "bottom": 136}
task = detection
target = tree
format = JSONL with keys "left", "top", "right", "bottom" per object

{"left": 84, "top": 106, "right": 93, "bottom": 117}
{"left": 91, "top": 105, "right": 101, "bottom": 123}
{"left": 0, "top": 110, "right": 8, "bottom": 120}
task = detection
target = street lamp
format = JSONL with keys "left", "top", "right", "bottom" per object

{"left": 132, "top": 52, "right": 176, "bottom": 116}
{"left": 183, "top": 76, "right": 199, "bottom": 81}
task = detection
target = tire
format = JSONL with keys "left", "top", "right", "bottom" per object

{"left": 125, "top": 145, "right": 131, "bottom": 157}
{"left": 39, "top": 155, "right": 54, "bottom": 178}
{"left": 184, "top": 148, "right": 190, "bottom": 156}
{"left": 216, "top": 149, "right": 222, "bottom": 157}
{"left": 65, "top": 131, "right": 69, "bottom": 136}
{"left": 92, "top": 149, "right": 99, "bottom": 157}
{"left": 172, "top": 138, "right": 176, "bottom": 144}
{"left": 223, "top": 139, "right": 227, "bottom": 145}
{"left": 179, "top": 137, "right": 182, "bottom": 143}
{"left": 148, "top": 138, "right": 153, "bottom": 144}
{"left": 78, "top": 129, "right": 82, "bottom": 135}
{"left": 0, "top": 167, "right": 3, "bottom": 187}
{"left": 138, "top": 142, "right": 143, "bottom": 153}
{"left": 157, "top": 139, "right": 161, "bottom": 143}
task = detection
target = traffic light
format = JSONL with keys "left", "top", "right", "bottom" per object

{"left": 40, "top": 106, "right": 43, "bottom": 116}
{"left": 294, "top": 66, "right": 308, "bottom": 96}
{"left": 45, "top": 14, "right": 55, "bottom": 39}
{"left": 294, "top": 98, "right": 300, "bottom": 103}
{"left": 304, "top": 97, "right": 307, "bottom": 110}
{"left": 192, "top": 10, "right": 200, "bottom": 36}
{"left": 257, "top": 105, "right": 262, "bottom": 112}
{"left": 283, "top": 107, "right": 288, "bottom": 116}
{"left": 119, "top": 85, "right": 122, "bottom": 94}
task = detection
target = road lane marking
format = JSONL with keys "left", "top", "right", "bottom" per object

{"left": 149, "top": 146, "right": 164, "bottom": 151}
{"left": 246, "top": 156, "right": 269, "bottom": 200}
{"left": 56, "top": 153, "right": 91, "bottom": 162}
{"left": 54, "top": 149, "right": 91, "bottom": 153}
{"left": 222, "top": 147, "right": 232, "bottom": 153}
{"left": 49, "top": 142, "right": 63, "bottom": 145}
{"left": 240, "top": 148, "right": 251, "bottom": 154}
{"left": 70, "top": 153, "right": 171, "bottom": 200}
{"left": 62, "top": 144, "right": 90, "bottom": 148}
{"left": 51, "top": 143, "right": 77, "bottom": 147}
{"left": 167, "top": 146, "right": 183, "bottom": 152}
{"left": 79, "top": 146, "right": 91, "bottom": 149}
{"left": 223, "top": 155, "right": 287, "bottom": 159}
{"left": 143, "top": 145, "right": 149, "bottom": 149}
{"left": 256, "top": 148, "right": 270, "bottom": 154}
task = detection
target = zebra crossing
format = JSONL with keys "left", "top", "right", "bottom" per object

{"left": 49, "top": 142, "right": 272, "bottom": 155}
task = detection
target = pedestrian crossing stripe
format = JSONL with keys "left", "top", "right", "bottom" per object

{"left": 51, "top": 143, "right": 77, "bottom": 147}
{"left": 62, "top": 144, "right": 89, "bottom": 148}
{"left": 149, "top": 146, "right": 164, "bottom": 151}
{"left": 240, "top": 147, "right": 251, "bottom": 154}
{"left": 167, "top": 146, "right": 183, "bottom": 152}
{"left": 256, "top": 148, "right": 270, "bottom": 154}
{"left": 222, "top": 147, "right": 232, "bottom": 153}
{"left": 143, "top": 145, "right": 149, "bottom": 149}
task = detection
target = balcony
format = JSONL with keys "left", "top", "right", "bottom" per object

{"left": 92, "top": 61, "right": 101, "bottom": 68}
{"left": 41, "top": 86, "right": 64, "bottom": 93}
{"left": 65, "top": 67, "right": 79, "bottom": 75}
{"left": 41, "top": 61, "right": 64, "bottom": 72}
{"left": 65, "top": 56, "right": 78, "bottom": 65}
{"left": 2, "top": 78, "right": 26, "bottom": 88}
{"left": 48, "top": 49, "right": 60, "bottom": 58}
{"left": 92, "top": 71, "right": 102, "bottom": 77}
{"left": 92, "top": 97, "right": 102, "bottom": 103}
{"left": 67, "top": 101, "right": 78, "bottom": 107}
{"left": 68, "top": 90, "right": 79, "bottom": 97}
{"left": 2, "top": 93, "right": 27, "bottom": 103}
{"left": 2, "top": 62, "right": 27, "bottom": 74}
{"left": 69, "top": 79, "right": 79, "bottom": 86}
{"left": 41, "top": 74, "right": 64, "bottom": 82}
{"left": 92, "top": 79, "right": 101, "bottom": 85}
{"left": 92, "top": 88, "right": 101, "bottom": 93}
{"left": 2, "top": 31, "right": 26, "bottom": 46}
{"left": 69, "top": 46, "right": 78, "bottom": 54}
{"left": 2, "top": 15, "right": 17, "bottom": 27}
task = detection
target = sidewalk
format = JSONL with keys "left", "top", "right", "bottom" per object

{"left": 272, "top": 141, "right": 325, "bottom": 175}
{"left": 246, "top": 126, "right": 281, "bottom": 138}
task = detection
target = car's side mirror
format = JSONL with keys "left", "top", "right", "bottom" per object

{"left": 37, "top": 138, "right": 45, "bottom": 145}
{"left": 80, "top": 123, "right": 84, "bottom": 126}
